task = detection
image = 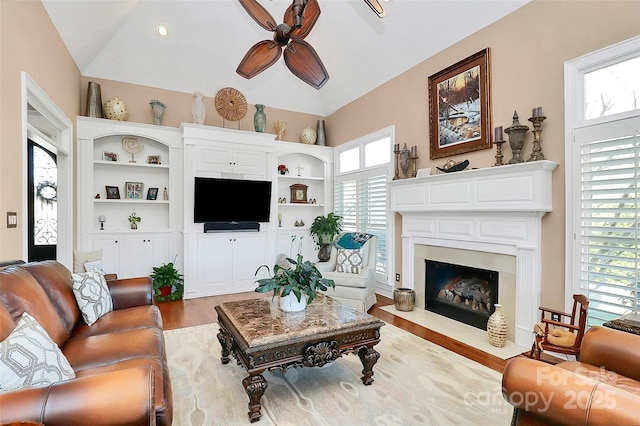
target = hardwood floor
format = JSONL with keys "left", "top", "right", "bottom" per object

{"left": 157, "top": 293, "right": 512, "bottom": 373}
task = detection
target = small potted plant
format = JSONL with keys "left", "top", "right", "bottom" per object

{"left": 255, "top": 237, "right": 334, "bottom": 312}
{"left": 150, "top": 257, "right": 184, "bottom": 302}
{"left": 278, "top": 164, "right": 289, "bottom": 175}
{"left": 128, "top": 210, "right": 141, "bottom": 230}
{"left": 310, "top": 212, "right": 343, "bottom": 262}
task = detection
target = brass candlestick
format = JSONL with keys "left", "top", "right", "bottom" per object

{"left": 493, "top": 140, "right": 506, "bottom": 166}
{"left": 504, "top": 111, "right": 529, "bottom": 164}
{"left": 393, "top": 147, "right": 400, "bottom": 180}
{"left": 410, "top": 156, "right": 419, "bottom": 177}
{"left": 527, "top": 116, "right": 546, "bottom": 161}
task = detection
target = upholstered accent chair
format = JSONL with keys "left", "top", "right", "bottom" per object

{"left": 315, "top": 233, "right": 378, "bottom": 312}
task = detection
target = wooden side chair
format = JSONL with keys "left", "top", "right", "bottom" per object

{"left": 529, "top": 294, "right": 589, "bottom": 361}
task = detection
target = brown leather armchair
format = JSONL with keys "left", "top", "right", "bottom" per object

{"left": 0, "top": 260, "right": 172, "bottom": 426}
{"left": 503, "top": 326, "right": 640, "bottom": 425}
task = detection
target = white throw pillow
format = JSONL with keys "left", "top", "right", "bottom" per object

{"left": 0, "top": 312, "right": 75, "bottom": 392}
{"left": 71, "top": 269, "right": 113, "bottom": 326}
{"left": 336, "top": 247, "right": 363, "bottom": 274}
{"left": 73, "top": 249, "right": 103, "bottom": 273}
{"left": 83, "top": 259, "right": 104, "bottom": 274}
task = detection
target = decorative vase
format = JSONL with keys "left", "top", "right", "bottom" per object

{"left": 393, "top": 288, "right": 415, "bottom": 311}
{"left": 505, "top": 111, "right": 529, "bottom": 164}
{"left": 192, "top": 92, "right": 206, "bottom": 124}
{"left": 280, "top": 292, "right": 307, "bottom": 312}
{"left": 130, "top": 222, "right": 137, "bottom": 230}
{"left": 85, "top": 82, "right": 104, "bottom": 118}
{"left": 316, "top": 120, "right": 326, "bottom": 146}
{"left": 487, "top": 304, "right": 508, "bottom": 347}
{"left": 317, "top": 243, "right": 332, "bottom": 262}
{"left": 149, "top": 100, "right": 166, "bottom": 125}
{"left": 300, "top": 127, "right": 317, "bottom": 144}
{"left": 254, "top": 104, "right": 266, "bottom": 132}
{"left": 103, "top": 98, "right": 129, "bottom": 121}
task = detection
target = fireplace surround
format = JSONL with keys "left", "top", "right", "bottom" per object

{"left": 389, "top": 161, "right": 557, "bottom": 347}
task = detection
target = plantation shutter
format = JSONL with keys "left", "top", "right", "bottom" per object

{"left": 574, "top": 116, "right": 640, "bottom": 326}
{"left": 334, "top": 171, "right": 387, "bottom": 275}
{"left": 359, "top": 175, "right": 387, "bottom": 274}
{"left": 334, "top": 179, "right": 357, "bottom": 232}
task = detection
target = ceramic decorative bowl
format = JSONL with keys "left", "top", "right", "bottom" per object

{"left": 103, "top": 98, "right": 129, "bottom": 121}
{"left": 300, "top": 127, "right": 317, "bottom": 144}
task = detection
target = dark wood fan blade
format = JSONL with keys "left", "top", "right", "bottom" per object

{"left": 236, "top": 40, "right": 282, "bottom": 79}
{"left": 364, "top": 0, "right": 385, "bottom": 18}
{"left": 283, "top": 40, "right": 329, "bottom": 89}
{"left": 284, "top": 0, "right": 321, "bottom": 40}
{"left": 238, "top": 0, "right": 277, "bottom": 31}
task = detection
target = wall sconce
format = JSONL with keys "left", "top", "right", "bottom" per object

{"left": 99, "top": 215, "right": 106, "bottom": 230}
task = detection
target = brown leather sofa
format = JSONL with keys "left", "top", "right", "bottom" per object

{"left": 0, "top": 260, "right": 172, "bottom": 426}
{"left": 502, "top": 326, "right": 640, "bottom": 425}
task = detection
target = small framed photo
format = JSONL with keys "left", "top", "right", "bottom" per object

{"left": 103, "top": 151, "right": 118, "bottom": 162}
{"left": 105, "top": 186, "right": 120, "bottom": 199}
{"left": 125, "top": 182, "right": 144, "bottom": 199}
{"left": 146, "top": 187, "right": 159, "bottom": 200}
{"left": 147, "top": 155, "right": 161, "bottom": 165}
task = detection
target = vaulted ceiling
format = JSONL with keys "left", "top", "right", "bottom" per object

{"left": 42, "top": 0, "right": 530, "bottom": 116}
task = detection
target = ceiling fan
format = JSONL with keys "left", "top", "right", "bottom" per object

{"left": 236, "top": 0, "right": 329, "bottom": 90}
{"left": 364, "top": 0, "right": 386, "bottom": 18}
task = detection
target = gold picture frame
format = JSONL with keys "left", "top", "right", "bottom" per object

{"left": 428, "top": 48, "right": 492, "bottom": 159}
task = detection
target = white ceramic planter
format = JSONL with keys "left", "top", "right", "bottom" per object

{"left": 280, "top": 292, "right": 307, "bottom": 312}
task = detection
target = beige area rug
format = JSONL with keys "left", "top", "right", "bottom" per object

{"left": 165, "top": 322, "right": 513, "bottom": 425}
{"left": 380, "top": 305, "right": 527, "bottom": 360}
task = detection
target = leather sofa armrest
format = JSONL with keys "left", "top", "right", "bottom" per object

{"left": 503, "top": 357, "right": 639, "bottom": 426}
{"left": 0, "top": 366, "right": 155, "bottom": 426}
{"left": 107, "top": 276, "right": 153, "bottom": 309}
{"left": 580, "top": 326, "right": 640, "bottom": 381}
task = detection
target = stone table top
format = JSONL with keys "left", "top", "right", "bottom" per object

{"left": 215, "top": 294, "right": 384, "bottom": 348}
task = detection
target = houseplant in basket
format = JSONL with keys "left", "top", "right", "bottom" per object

{"left": 310, "top": 212, "right": 343, "bottom": 262}
{"left": 150, "top": 257, "right": 184, "bottom": 302}
{"left": 255, "top": 237, "right": 335, "bottom": 312}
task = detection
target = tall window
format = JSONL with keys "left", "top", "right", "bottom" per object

{"left": 566, "top": 36, "right": 640, "bottom": 326}
{"left": 334, "top": 128, "right": 393, "bottom": 284}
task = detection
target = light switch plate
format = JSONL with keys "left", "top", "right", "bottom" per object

{"left": 7, "top": 212, "right": 17, "bottom": 228}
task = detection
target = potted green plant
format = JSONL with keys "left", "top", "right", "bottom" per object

{"left": 150, "top": 257, "right": 184, "bottom": 302}
{"left": 310, "top": 212, "right": 343, "bottom": 262}
{"left": 128, "top": 210, "right": 141, "bottom": 230}
{"left": 255, "top": 238, "right": 335, "bottom": 312}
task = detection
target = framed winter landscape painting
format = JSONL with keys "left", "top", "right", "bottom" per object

{"left": 428, "top": 48, "right": 491, "bottom": 159}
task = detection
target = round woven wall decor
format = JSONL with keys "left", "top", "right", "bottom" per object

{"left": 214, "top": 87, "right": 247, "bottom": 121}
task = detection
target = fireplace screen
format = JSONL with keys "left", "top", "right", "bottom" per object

{"left": 425, "top": 260, "right": 498, "bottom": 330}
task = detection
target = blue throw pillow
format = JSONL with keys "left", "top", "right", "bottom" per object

{"left": 336, "top": 233, "right": 373, "bottom": 249}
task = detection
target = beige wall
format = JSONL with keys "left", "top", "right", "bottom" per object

{"left": 0, "top": 1, "right": 80, "bottom": 261}
{"left": 79, "top": 77, "right": 323, "bottom": 140}
{"left": 327, "top": 0, "right": 640, "bottom": 308}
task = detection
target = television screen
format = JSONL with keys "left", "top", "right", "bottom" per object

{"left": 194, "top": 177, "right": 272, "bottom": 223}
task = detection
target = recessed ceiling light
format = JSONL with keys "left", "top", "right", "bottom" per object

{"left": 156, "top": 25, "right": 169, "bottom": 38}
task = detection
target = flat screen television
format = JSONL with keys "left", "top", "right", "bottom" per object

{"left": 194, "top": 177, "right": 272, "bottom": 223}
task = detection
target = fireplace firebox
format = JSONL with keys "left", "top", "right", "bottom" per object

{"left": 425, "top": 260, "right": 498, "bottom": 330}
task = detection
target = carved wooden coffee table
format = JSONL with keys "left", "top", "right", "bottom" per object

{"left": 215, "top": 295, "right": 384, "bottom": 422}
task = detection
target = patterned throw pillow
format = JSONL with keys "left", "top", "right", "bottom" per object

{"left": 0, "top": 312, "right": 75, "bottom": 392}
{"left": 336, "top": 247, "right": 363, "bottom": 274}
{"left": 71, "top": 269, "right": 113, "bottom": 326}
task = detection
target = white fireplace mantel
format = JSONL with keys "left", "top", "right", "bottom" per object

{"left": 389, "top": 160, "right": 558, "bottom": 347}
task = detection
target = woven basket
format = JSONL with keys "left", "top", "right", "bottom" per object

{"left": 487, "top": 304, "right": 508, "bottom": 347}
